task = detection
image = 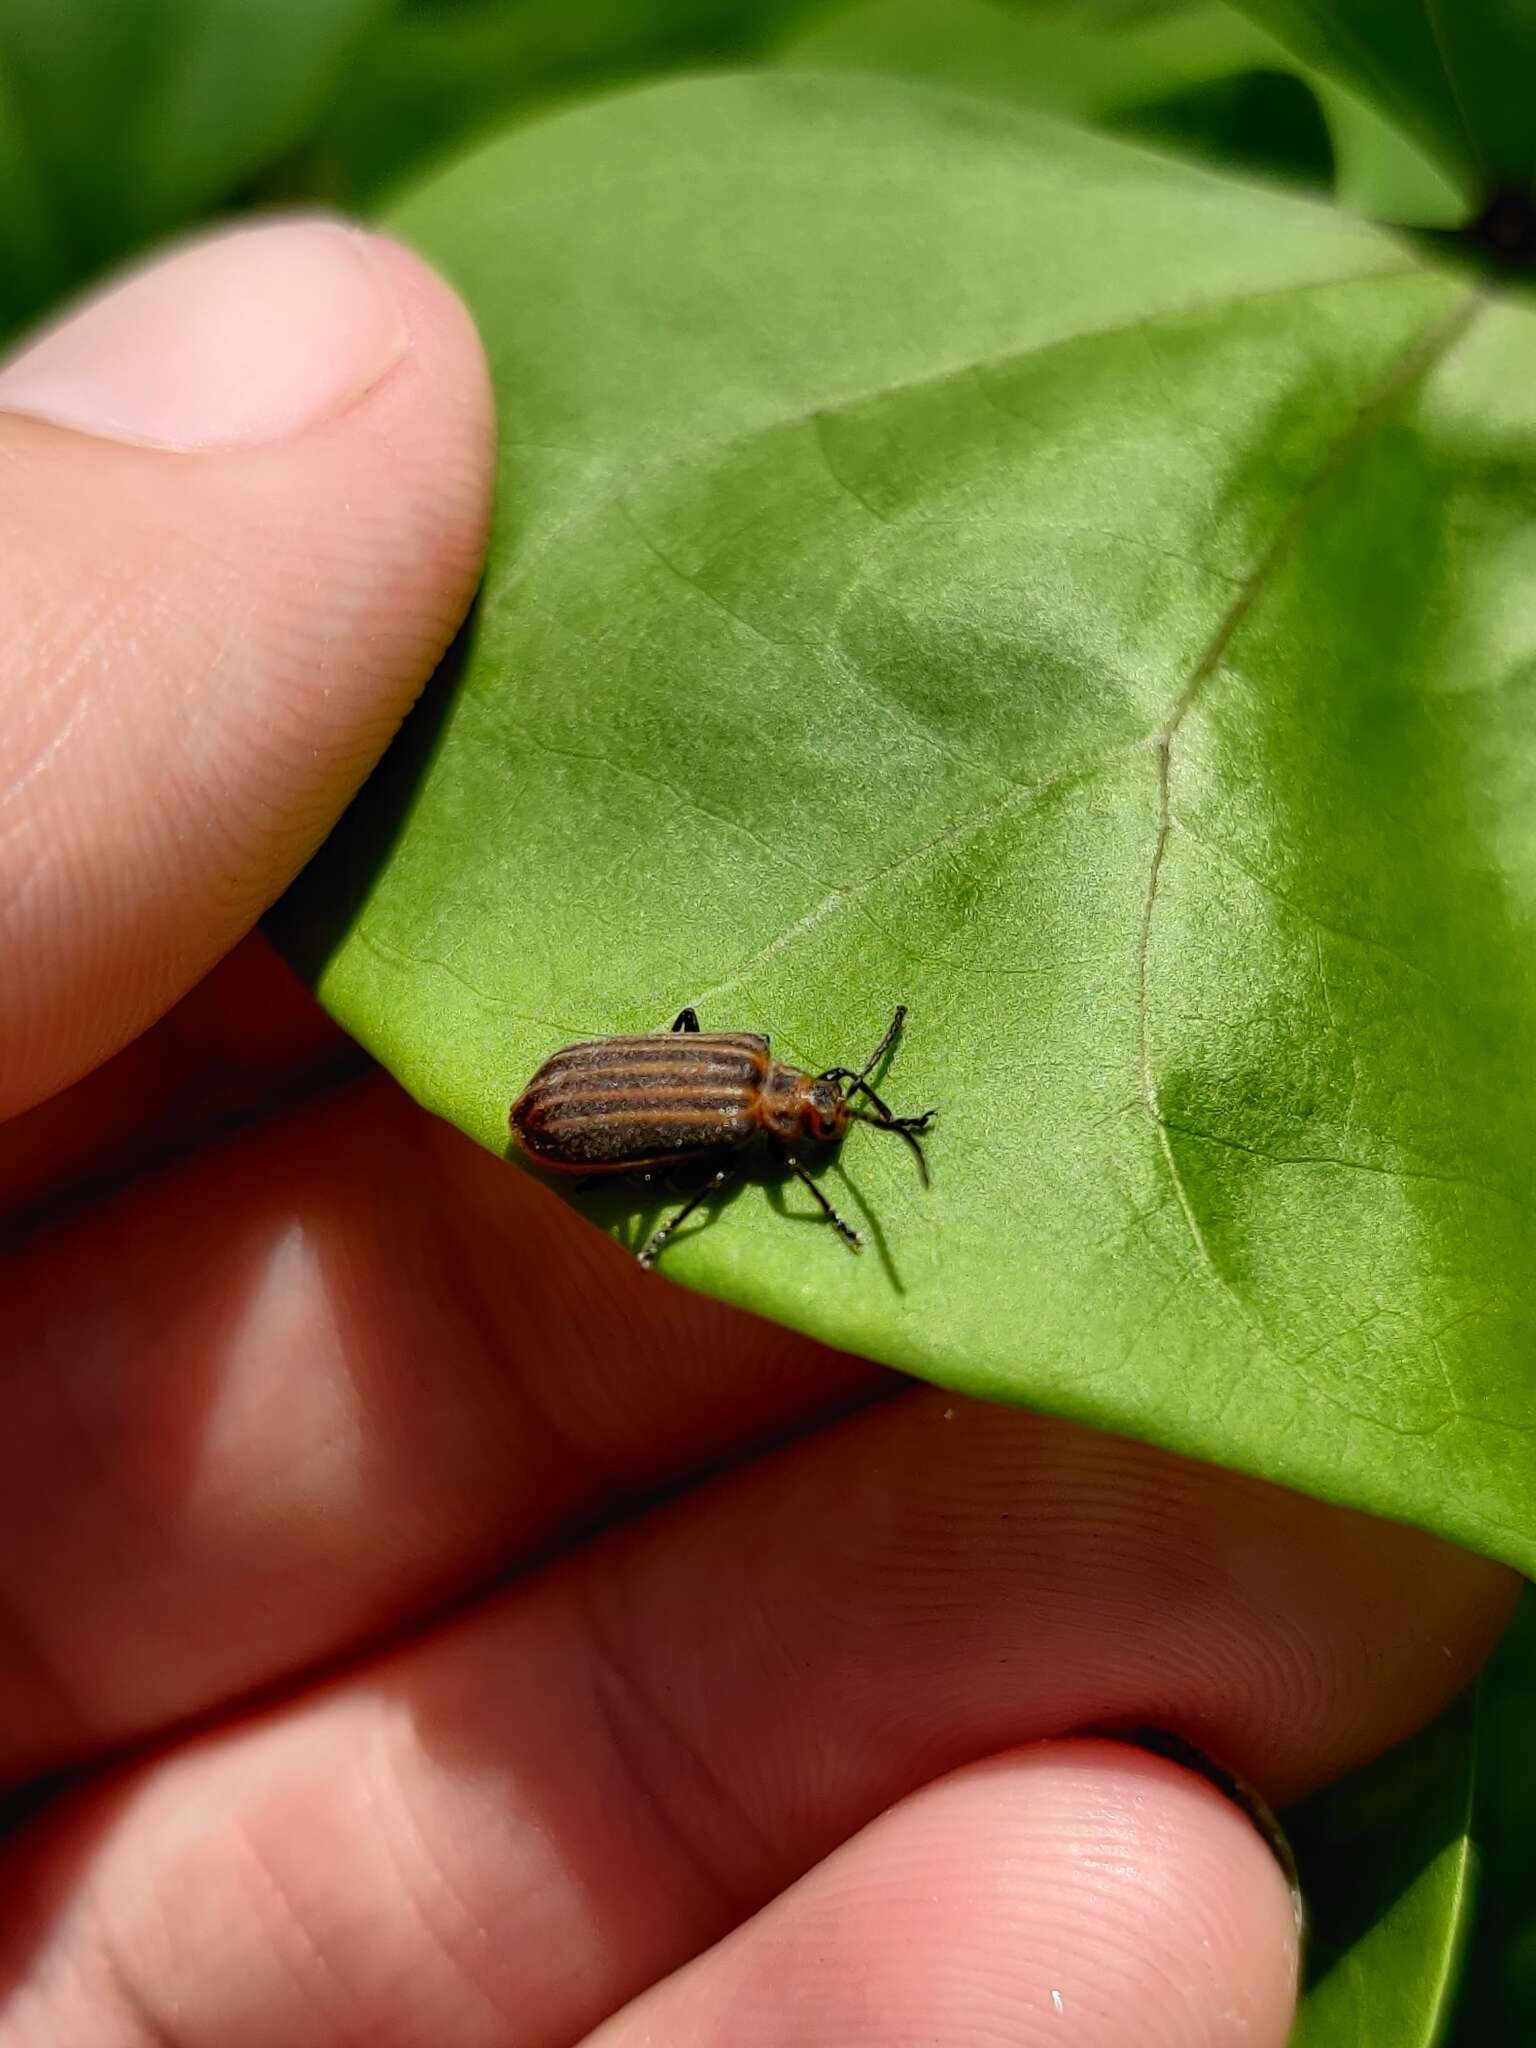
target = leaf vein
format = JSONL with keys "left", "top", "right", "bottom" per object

{"left": 1135, "top": 288, "right": 1485, "bottom": 1311}
{"left": 497, "top": 722, "right": 830, "bottom": 886}
{"left": 1421, "top": 0, "right": 1489, "bottom": 189}
{"left": 614, "top": 496, "right": 797, "bottom": 656}
{"left": 1170, "top": 815, "right": 1449, "bottom": 991}
{"left": 680, "top": 750, "right": 1123, "bottom": 1016}
{"left": 1157, "top": 1117, "right": 1530, "bottom": 1213}
{"left": 352, "top": 927, "right": 593, "bottom": 1036}
{"left": 489, "top": 259, "right": 1424, "bottom": 623}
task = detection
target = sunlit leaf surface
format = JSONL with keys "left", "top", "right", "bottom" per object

{"left": 274, "top": 73, "right": 1536, "bottom": 1576}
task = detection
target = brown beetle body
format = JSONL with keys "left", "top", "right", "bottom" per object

{"left": 509, "top": 1006, "right": 932, "bottom": 1268}
{"left": 510, "top": 1030, "right": 848, "bottom": 1173}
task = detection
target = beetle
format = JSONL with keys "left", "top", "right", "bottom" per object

{"left": 509, "top": 1004, "right": 934, "bottom": 1268}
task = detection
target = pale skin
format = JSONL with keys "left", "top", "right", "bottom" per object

{"left": 0, "top": 220, "right": 1518, "bottom": 2048}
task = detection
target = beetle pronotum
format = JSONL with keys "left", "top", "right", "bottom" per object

{"left": 509, "top": 1005, "right": 934, "bottom": 1268}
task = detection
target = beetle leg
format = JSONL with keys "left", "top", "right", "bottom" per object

{"left": 669, "top": 1006, "right": 701, "bottom": 1033}
{"left": 847, "top": 1077, "right": 894, "bottom": 1120}
{"left": 847, "top": 1079, "right": 936, "bottom": 1133}
{"left": 786, "top": 1158, "right": 862, "bottom": 1252}
{"left": 845, "top": 1086, "right": 936, "bottom": 1185}
{"left": 637, "top": 1166, "right": 734, "bottom": 1269}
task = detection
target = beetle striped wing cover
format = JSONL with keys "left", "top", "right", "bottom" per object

{"left": 510, "top": 1032, "right": 771, "bottom": 1170}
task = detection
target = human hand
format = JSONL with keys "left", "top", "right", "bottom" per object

{"left": 0, "top": 220, "right": 1516, "bottom": 2047}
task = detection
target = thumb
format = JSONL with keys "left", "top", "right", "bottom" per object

{"left": 0, "top": 217, "right": 493, "bottom": 1120}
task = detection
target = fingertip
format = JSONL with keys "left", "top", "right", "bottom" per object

{"left": 888, "top": 1743, "right": 1302, "bottom": 2048}
{"left": 600, "top": 1740, "right": 1301, "bottom": 2047}
{"left": 0, "top": 219, "right": 496, "bottom": 1117}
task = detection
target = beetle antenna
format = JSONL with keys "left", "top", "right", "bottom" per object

{"left": 821, "top": 1004, "right": 906, "bottom": 1092}
{"left": 822, "top": 1007, "right": 930, "bottom": 1183}
{"left": 855, "top": 1004, "right": 905, "bottom": 1090}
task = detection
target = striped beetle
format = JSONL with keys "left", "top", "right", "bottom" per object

{"left": 509, "top": 1005, "right": 933, "bottom": 1268}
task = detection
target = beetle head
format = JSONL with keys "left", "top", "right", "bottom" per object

{"left": 799, "top": 1074, "right": 849, "bottom": 1143}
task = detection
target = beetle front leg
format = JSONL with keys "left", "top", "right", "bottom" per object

{"left": 844, "top": 1081, "right": 936, "bottom": 1185}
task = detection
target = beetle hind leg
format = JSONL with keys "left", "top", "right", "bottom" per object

{"left": 638, "top": 1166, "right": 734, "bottom": 1269}
{"left": 669, "top": 1006, "right": 701, "bottom": 1033}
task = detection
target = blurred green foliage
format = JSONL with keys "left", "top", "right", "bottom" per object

{"left": 1, "top": 0, "right": 1497, "bottom": 347}
{"left": 1450, "top": 1590, "right": 1536, "bottom": 2047}
{"left": 0, "top": 0, "right": 385, "bottom": 333}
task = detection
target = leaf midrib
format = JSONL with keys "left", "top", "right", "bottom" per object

{"left": 654, "top": 281, "right": 1490, "bottom": 1377}
{"left": 1136, "top": 288, "right": 1483, "bottom": 1327}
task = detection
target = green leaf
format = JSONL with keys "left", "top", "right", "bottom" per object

{"left": 1320, "top": 67, "right": 1471, "bottom": 225}
{"left": 0, "top": 0, "right": 386, "bottom": 338}
{"left": 1222, "top": 0, "right": 1536, "bottom": 207}
{"left": 780, "top": 0, "right": 1298, "bottom": 134}
{"left": 272, "top": 73, "right": 1536, "bottom": 1576}
{"left": 778, "top": 0, "right": 1464, "bottom": 222}
{"left": 1288, "top": 1675, "right": 1479, "bottom": 2046}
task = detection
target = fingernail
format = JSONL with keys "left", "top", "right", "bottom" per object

{"left": 0, "top": 218, "right": 409, "bottom": 450}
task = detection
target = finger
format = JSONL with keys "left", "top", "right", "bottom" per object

{"left": 0, "top": 1080, "right": 885, "bottom": 1775}
{"left": 589, "top": 1745, "right": 1299, "bottom": 2048}
{"left": 0, "top": 1392, "right": 1506, "bottom": 2046}
{"left": 0, "top": 216, "right": 493, "bottom": 1120}
{"left": 1, "top": 1746, "right": 1300, "bottom": 2048}
{"left": 0, "top": 1067, "right": 1508, "bottom": 1781}
{"left": 0, "top": 935, "right": 355, "bottom": 1231}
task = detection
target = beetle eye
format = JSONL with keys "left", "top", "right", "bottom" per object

{"left": 805, "top": 1081, "right": 841, "bottom": 1137}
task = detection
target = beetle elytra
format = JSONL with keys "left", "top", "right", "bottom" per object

{"left": 509, "top": 1005, "right": 933, "bottom": 1268}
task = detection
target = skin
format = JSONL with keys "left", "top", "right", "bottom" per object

{"left": 0, "top": 220, "right": 1519, "bottom": 2048}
